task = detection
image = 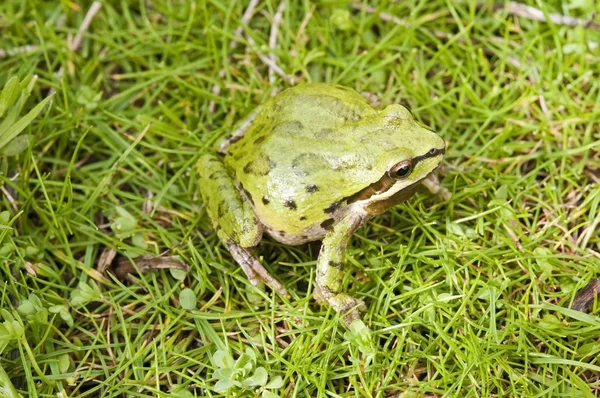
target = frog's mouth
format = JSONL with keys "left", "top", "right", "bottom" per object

{"left": 344, "top": 146, "right": 445, "bottom": 207}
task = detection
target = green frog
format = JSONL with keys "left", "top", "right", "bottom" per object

{"left": 198, "top": 83, "right": 449, "bottom": 323}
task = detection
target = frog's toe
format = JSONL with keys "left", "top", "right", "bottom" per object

{"left": 338, "top": 297, "right": 366, "bottom": 326}
{"left": 320, "top": 291, "right": 366, "bottom": 325}
{"left": 313, "top": 285, "right": 327, "bottom": 305}
{"left": 225, "top": 240, "right": 288, "bottom": 296}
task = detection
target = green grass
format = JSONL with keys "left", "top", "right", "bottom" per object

{"left": 1, "top": 0, "right": 599, "bottom": 396}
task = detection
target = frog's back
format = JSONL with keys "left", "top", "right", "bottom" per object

{"left": 222, "top": 84, "right": 380, "bottom": 239}
{"left": 260, "top": 83, "right": 375, "bottom": 129}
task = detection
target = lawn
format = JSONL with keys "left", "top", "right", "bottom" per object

{"left": 1, "top": 0, "right": 599, "bottom": 397}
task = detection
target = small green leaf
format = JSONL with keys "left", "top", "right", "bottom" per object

{"left": 213, "top": 367, "right": 235, "bottom": 380}
{"left": 213, "top": 378, "right": 235, "bottom": 392}
{"left": 179, "top": 288, "right": 197, "bottom": 310}
{"left": 0, "top": 309, "right": 14, "bottom": 322}
{"left": 245, "top": 347, "right": 257, "bottom": 363}
{"left": 170, "top": 387, "right": 194, "bottom": 397}
{"left": 345, "top": 319, "right": 376, "bottom": 358}
{"left": 495, "top": 185, "right": 508, "bottom": 200}
{"left": 49, "top": 305, "right": 73, "bottom": 328}
{"left": 70, "top": 280, "right": 101, "bottom": 307}
{"left": 59, "top": 308, "right": 74, "bottom": 328}
{"left": 0, "top": 245, "right": 11, "bottom": 257}
{"left": 265, "top": 375, "right": 283, "bottom": 389}
{"left": 111, "top": 216, "right": 136, "bottom": 238}
{"left": 235, "top": 350, "right": 255, "bottom": 374}
{"left": 0, "top": 76, "right": 20, "bottom": 118}
{"left": 242, "top": 366, "right": 268, "bottom": 387}
{"left": 0, "top": 92, "right": 54, "bottom": 151}
{"left": 131, "top": 233, "right": 147, "bottom": 249}
{"left": 446, "top": 221, "right": 465, "bottom": 236}
{"left": 262, "top": 390, "right": 281, "bottom": 398}
{"left": 330, "top": 9, "right": 355, "bottom": 31}
{"left": 170, "top": 385, "right": 194, "bottom": 397}
{"left": 170, "top": 268, "right": 188, "bottom": 281}
{"left": 0, "top": 324, "right": 13, "bottom": 351}
{"left": 58, "top": 353, "right": 70, "bottom": 373}
{"left": 538, "top": 314, "right": 562, "bottom": 330}
{"left": 213, "top": 350, "right": 234, "bottom": 369}
{"left": 0, "top": 211, "right": 10, "bottom": 225}
{"left": 534, "top": 247, "right": 553, "bottom": 281}
{"left": 17, "top": 300, "right": 36, "bottom": 317}
{"left": 1, "top": 134, "right": 30, "bottom": 156}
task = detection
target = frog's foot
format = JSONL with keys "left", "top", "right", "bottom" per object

{"left": 315, "top": 285, "right": 366, "bottom": 325}
{"left": 422, "top": 173, "right": 451, "bottom": 201}
{"left": 225, "top": 240, "right": 288, "bottom": 296}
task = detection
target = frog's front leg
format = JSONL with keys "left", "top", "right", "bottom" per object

{"left": 315, "top": 213, "right": 369, "bottom": 324}
{"left": 421, "top": 173, "right": 452, "bottom": 201}
{"left": 198, "top": 154, "right": 287, "bottom": 295}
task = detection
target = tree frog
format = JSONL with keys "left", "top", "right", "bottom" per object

{"left": 198, "top": 83, "right": 449, "bottom": 323}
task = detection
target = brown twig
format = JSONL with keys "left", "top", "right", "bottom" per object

{"left": 230, "top": 0, "right": 261, "bottom": 50}
{"left": 295, "top": 4, "right": 316, "bottom": 45}
{"left": 351, "top": 2, "right": 410, "bottom": 27}
{"left": 209, "top": 0, "right": 261, "bottom": 113}
{"left": 500, "top": 2, "right": 600, "bottom": 30}
{"left": 269, "top": 1, "right": 287, "bottom": 89}
{"left": 50, "top": 1, "right": 103, "bottom": 95}
{"left": 0, "top": 185, "right": 18, "bottom": 212}
{"left": 0, "top": 45, "right": 39, "bottom": 59}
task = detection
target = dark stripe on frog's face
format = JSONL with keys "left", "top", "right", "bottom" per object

{"left": 345, "top": 146, "right": 445, "bottom": 205}
{"left": 411, "top": 147, "right": 445, "bottom": 165}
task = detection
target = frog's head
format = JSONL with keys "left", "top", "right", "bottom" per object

{"left": 351, "top": 104, "right": 446, "bottom": 215}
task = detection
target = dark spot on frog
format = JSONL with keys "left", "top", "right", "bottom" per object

{"left": 315, "top": 128, "right": 334, "bottom": 139}
{"left": 212, "top": 169, "right": 231, "bottom": 180}
{"left": 232, "top": 150, "right": 246, "bottom": 161}
{"left": 285, "top": 200, "right": 297, "bottom": 210}
{"left": 243, "top": 153, "right": 275, "bottom": 176}
{"left": 262, "top": 196, "right": 270, "bottom": 205}
{"left": 306, "top": 184, "right": 318, "bottom": 194}
{"left": 217, "top": 200, "right": 226, "bottom": 217}
{"left": 320, "top": 218, "right": 334, "bottom": 231}
{"left": 278, "top": 230, "right": 286, "bottom": 237}
{"left": 228, "top": 134, "right": 243, "bottom": 145}
{"left": 239, "top": 183, "right": 254, "bottom": 205}
{"left": 273, "top": 120, "right": 304, "bottom": 135}
{"left": 292, "top": 153, "right": 329, "bottom": 177}
{"left": 318, "top": 284, "right": 334, "bottom": 295}
{"left": 328, "top": 261, "right": 344, "bottom": 270}
{"left": 299, "top": 216, "right": 307, "bottom": 221}
{"left": 324, "top": 201, "right": 340, "bottom": 214}
{"left": 254, "top": 135, "right": 266, "bottom": 145}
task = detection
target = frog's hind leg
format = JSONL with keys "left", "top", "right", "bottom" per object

{"left": 221, "top": 234, "right": 288, "bottom": 296}
{"left": 315, "top": 213, "right": 368, "bottom": 325}
{"left": 198, "top": 154, "right": 287, "bottom": 295}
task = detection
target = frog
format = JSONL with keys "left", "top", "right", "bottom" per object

{"left": 198, "top": 83, "right": 449, "bottom": 324}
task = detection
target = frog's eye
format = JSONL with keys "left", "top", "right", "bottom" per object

{"left": 389, "top": 160, "right": 412, "bottom": 179}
